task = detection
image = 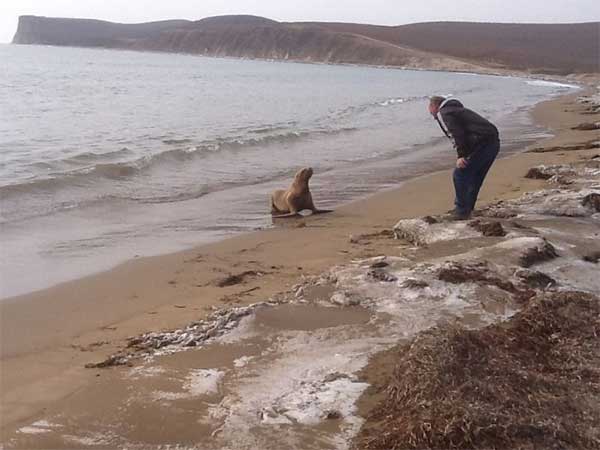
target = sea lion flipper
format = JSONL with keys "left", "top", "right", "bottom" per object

{"left": 312, "top": 209, "right": 333, "bottom": 214}
{"left": 272, "top": 212, "right": 301, "bottom": 219}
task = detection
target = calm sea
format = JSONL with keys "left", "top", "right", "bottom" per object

{"left": 0, "top": 44, "right": 579, "bottom": 297}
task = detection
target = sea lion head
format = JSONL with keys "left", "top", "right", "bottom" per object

{"left": 295, "top": 167, "right": 313, "bottom": 184}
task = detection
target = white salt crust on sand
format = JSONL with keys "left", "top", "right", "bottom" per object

{"left": 17, "top": 420, "right": 62, "bottom": 435}
{"left": 185, "top": 369, "right": 224, "bottom": 396}
{"left": 151, "top": 369, "right": 225, "bottom": 402}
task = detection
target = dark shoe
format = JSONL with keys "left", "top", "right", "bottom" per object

{"left": 442, "top": 209, "right": 471, "bottom": 221}
{"left": 452, "top": 213, "right": 471, "bottom": 220}
{"left": 450, "top": 211, "right": 472, "bottom": 221}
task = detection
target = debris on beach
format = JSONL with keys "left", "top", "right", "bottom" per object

{"left": 525, "top": 164, "right": 576, "bottom": 181}
{"left": 527, "top": 141, "right": 600, "bottom": 153}
{"left": 583, "top": 251, "right": 600, "bottom": 263}
{"left": 519, "top": 238, "right": 559, "bottom": 267}
{"left": 352, "top": 291, "right": 600, "bottom": 450}
{"left": 484, "top": 185, "right": 600, "bottom": 218}
{"left": 514, "top": 267, "right": 557, "bottom": 289}
{"left": 436, "top": 261, "right": 536, "bottom": 302}
{"left": 525, "top": 166, "right": 554, "bottom": 179}
{"left": 467, "top": 219, "right": 506, "bottom": 236}
{"left": 400, "top": 278, "right": 429, "bottom": 289}
{"left": 85, "top": 302, "right": 278, "bottom": 368}
{"left": 369, "top": 261, "right": 389, "bottom": 269}
{"left": 577, "top": 92, "right": 600, "bottom": 114}
{"left": 349, "top": 230, "right": 394, "bottom": 245}
{"left": 84, "top": 354, "right": 130, "bottom": 369}
{"left": 478, "top": 203, "right": 518, "bottom": 218}
{"left": 215, "top": 270, "right": 264, "bottom": 287}
{"left": 582, "top": 192, "right": 600, "bottom": 212}
{"left": 350, "top": 158, "right": 600, "bottom": 448}
{"left": 571, "top": 121, "right": 600, "bottom": 131}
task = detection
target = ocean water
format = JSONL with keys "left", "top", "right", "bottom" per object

{"left": 0, "top": 44, "right": 579, "bottom": 298}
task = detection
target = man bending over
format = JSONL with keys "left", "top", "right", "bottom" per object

{"left": 429, "top": 96, "right": 500, "bottom": 220}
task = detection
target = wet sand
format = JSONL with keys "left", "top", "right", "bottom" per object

{"left": 1, "top": 82, "right": 599, "bottom": 448}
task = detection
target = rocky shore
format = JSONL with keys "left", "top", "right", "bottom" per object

{"left": 352, "top": 154, "right": 600, "bottom": 449}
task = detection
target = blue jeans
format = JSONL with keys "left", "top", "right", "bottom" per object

{"left": 453, "top": 138, "right": 500, "bottom": 216}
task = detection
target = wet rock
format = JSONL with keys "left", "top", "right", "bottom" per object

{"left": 548, "top": 174, "right": 574, "bottom": 185}
{"left": 571, "top": 122, "right": 600, "bottom": 131}
{"left": 468, "top": 219, "right": 506, "bottom": 237}
{"left": 422, "top": 215, "right": 439, "bottom": 224}
{"left": 437, "top": 262, "right": 500, "bottom": 287}
{"left": 437, "top": 262, "right": 534, "bottom": 302}
{"left": 479, "top": 203, "right": 518, "bottom": 219}
{"left": 519, "top": 239, "right": 559, "bottom": 268}
{"left": 260, "top": 407, "right": 287, "bottom": 422}
{"left": 401, "top": 279, "right": 429, "bottom": 289}
{"left": 324, "top": 410, "right": 343, "bottom": 420}
{"left": 582, "top": 251, "right": 600, "bottom": 263}
{"left": 525, "top": 165, "right": 576, "bottom": 182}
{"left": 370, "top": 261, "right": 389, "bottom": 269}
{"left": 367, "top": 269, "right": 398, "bottom": 283}
{"left": 506, "top": 188, "right": 595, "bottom": 218}
{"left": 349, "top": 234, "right": 361, "bottom": 244}
{"left": 584, "top": 159, "right": 600, "bottom": 170}
{"left": 393, "top": 219, "right": 430, "bottom": 245}
{"left": 330, "top": 291, "right": 360, "bottom": 307}
{"left": 514, "top": 268, "right": 557, "bottom": 289}
{"left": 323, "top": 372, "right": 350, "bottom": 383}
{"left": 525, "top": 167, "right": 553, "bottom": 180}
{"left": 582, "top": 193, "right": 600, "bottom": 212}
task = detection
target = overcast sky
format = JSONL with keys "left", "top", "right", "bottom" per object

{"left": 1, "top": 0, "right": 599, "bottom": 43}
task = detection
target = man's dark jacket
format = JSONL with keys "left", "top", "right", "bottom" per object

{"left": 438, "top": 99, "right": 499, "bottom": 158}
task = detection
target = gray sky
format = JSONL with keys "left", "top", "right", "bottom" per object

{"left": 2, "top": 0, "right": 599, "bottom": 43}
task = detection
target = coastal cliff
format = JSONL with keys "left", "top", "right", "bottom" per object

{"left": 12, "top": 15, "right": 600, "bottom": 75}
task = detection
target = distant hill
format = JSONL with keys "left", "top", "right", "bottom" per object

{"left": 12, "top": 15, "right": 600, "bottom": 75}
{"left": 305, "top": 21, "right": 600, "bottom": 75}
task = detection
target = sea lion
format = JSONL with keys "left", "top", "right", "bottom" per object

{"left": 270, "top": 167, "right": 332, "bottom": 217}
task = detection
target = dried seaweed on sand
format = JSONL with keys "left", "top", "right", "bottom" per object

{"left": 353, "top": 291, "right": 600, "bottom": 450}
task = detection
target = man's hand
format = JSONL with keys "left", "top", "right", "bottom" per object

{"left": 456, "top": 157, "right": 468, "bottom": 169}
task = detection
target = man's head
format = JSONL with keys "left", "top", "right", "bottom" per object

{"left": 428, "top": 96, "right": 446, "bottom": 116}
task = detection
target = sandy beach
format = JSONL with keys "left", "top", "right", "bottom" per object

{"left": 1, "top": 82, "right": 599, "bottom": 449}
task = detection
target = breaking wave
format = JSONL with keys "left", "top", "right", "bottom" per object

{"left": 525, "top": 80, "right": 580, "bottom": 89}
{"left": 0, "top": 126, "right": 357, "bottom": 199}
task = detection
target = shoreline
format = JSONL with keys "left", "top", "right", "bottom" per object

{"left": 0, "top": 70, "right": 576, "bottom": 300}
{"left": 8, "top": 42, "right": 592, "bottom": 86}
{"left": 1, "top": 83, "right": 599, "bottom": 439}
{"left": 0, "top": 87, "right": 569, "bottom": 315}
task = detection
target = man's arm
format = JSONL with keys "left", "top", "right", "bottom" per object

{"left": 441, "top": 112, "right": 468, "bottom": 157}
